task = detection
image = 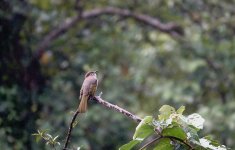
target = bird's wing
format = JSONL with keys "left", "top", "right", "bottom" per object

{"left": 81, "top": 76, "right": 97, "bottom": 97}
{"left": 81, "top": 77, "right": 91, "bottom": 96}
{"left": 89, "top": 81, "right": 97, "bottom": 96}
{"left": 79, "top": 87, "right": 83, "bottom": 100}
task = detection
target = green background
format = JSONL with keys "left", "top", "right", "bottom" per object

{"left": 0, "top": 0, "right": 235, "bottom": 149}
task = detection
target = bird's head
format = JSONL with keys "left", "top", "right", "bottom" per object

{"left": 85, "top": 71, "right": 98, "bottom": 78}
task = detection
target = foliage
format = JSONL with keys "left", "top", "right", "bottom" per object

{"left": 32, "top": 105, "right": 228, "bottom": 150}
{"left": 32, "top": 129, "right": 60, "bottom": 149}
{"left": 119, "top": 105, "right": 227, "bottom": 150}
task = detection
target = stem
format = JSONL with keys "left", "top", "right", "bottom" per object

{"left": 63, "top": 110, "right": 80, "bottom": 150}
{"left": 163, "top": 136, "right": 194, "bottom": 149}
{"left": 139, "top": 135, "right": 194, "bottom": 150}
{"left": 52, "top": 144, "right": 57, "bottom": 150}
{"left": 139, "top": 136, "right": 162, "bottom": 150}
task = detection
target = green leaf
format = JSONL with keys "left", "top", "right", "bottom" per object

{"left": 186, "top": 126, "right": 199, "bottom": 141}
{"left": 119, "top": 116, "right": 154, "bottom": 150}
{"left": 199, "top": 138, "right": 227, "bottom": 150}
{"left": 170, "top": 114, "right": 187, "bottom": 126}
{"left": 158, "top": 105, "right": 175, "bottom": 120}
{"left": 36, "top": 0, "right": 50, "bottom": 10}
{"left": 142, "top": 116, "right": 154, "bottom": 124}
{"left": 153, "top": 138, "right": 173, "bottom": 150}
{"left": 46, "top": 133, "right": 52, "bottom": 139}
{"left": 133, "top": 116, "right": 154, "bottom": 141}
{"left": 33, "top": 135, "right": 41, "bottom": 143}
{"left": 72, "top": 120, "right": 78, "bottom": 128}
{"left": 176, "top": 106, "right": 185, "bottom": 114}
{"left": 203, "top": 136, "right": 221, "bottom": 147}
{"left": 175, "top": 144, "right": 190, "bottom": 150}
{"left": 38, "top": 129, "right": 49, "bottom": 136}
{"left": 162, "top": 126, "right": 187, "bottom": 140}
{"left": 119, "top": 140, "right": 139, "bottom": 150}
{"left": 53, "top": 135, "right": 59, "bottom": 141}
{"left": 32, "top": 133, "right": 39, "bottom": 136}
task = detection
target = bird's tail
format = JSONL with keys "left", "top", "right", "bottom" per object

{"left": 78, "top": 96, "right": 88, "bottom": 113}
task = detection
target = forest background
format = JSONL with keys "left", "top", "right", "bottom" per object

{"left": 0, "top": 0, "right": 235, "bottom": 149}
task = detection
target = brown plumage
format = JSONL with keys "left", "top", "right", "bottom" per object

{"left": 78, "top": 71, "right": 98, "bottom": 113}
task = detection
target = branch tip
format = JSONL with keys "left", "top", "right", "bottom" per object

{"left": 98, "top": 92, "right": 103, "bottom": 97}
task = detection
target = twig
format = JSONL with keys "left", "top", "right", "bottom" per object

{"left": 63, "top": 109, "right": 80, "bottom": 150}
{"left": 164, "top": 136, "right": 194, "bottom": 149}
{"left": 93, "top": 96, "right": 142, "bottom": 123}
{"left": 36, "top": 7, "right": 183, "bottom": 54}
{"left": 139, "top": 136, "right": 162, "bottom": 150}
{"left": 52, "top": 144, "right": 57, "bottom": 150}
{"left": 139, "top": 135, "right": 194, "bottom": 150}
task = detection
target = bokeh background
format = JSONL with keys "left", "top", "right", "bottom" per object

{"left": 1, "top": 0, "right": 235, "bottom": 149}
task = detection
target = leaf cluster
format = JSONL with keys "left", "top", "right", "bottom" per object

{"left": 120, "top": 105, "right": 227, "bottom": 150}
{"left": 32, "top": 129, "right": 60, "bottom": 149}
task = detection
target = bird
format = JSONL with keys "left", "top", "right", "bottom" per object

{"left": 78, "top": 71, "right": 98, "bottom": 113}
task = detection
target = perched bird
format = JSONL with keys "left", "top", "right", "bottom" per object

{"left": 78, "top": 71, "right": 98, "bottom": 113}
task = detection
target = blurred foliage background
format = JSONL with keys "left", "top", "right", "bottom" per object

{"left": 0, "top": 0, "right": 235, "bottom": 149}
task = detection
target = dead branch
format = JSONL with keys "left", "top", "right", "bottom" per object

{"left": 93, "top": 96, "right": 142, "bottom": 123}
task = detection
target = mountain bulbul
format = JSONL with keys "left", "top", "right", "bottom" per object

{"left": 78, "top": 71, "right": 98, "bottom": 113}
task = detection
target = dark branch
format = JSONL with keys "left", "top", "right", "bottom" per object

{"left": 139, "top": 136, "right": 162, "bottom": 150}
{"left": 36, "top": 7, "right": 183, "bottom": 54}
{"left": 35, "top": 15, "right": 80, "bottom": 58}
{"left": 63, "top": 110, "right": 80, "bottom": 150}
{"left": 165, "top": 136, "right": 194, "bottom": 149}
{"left": 139, "top": 135, "right": 194, "bottom": 150}
{"left": 93, "top": 96, "right": 142, "bottom": 123}
{"left": 82, "top": 7, "right": 183, "bottom": 36}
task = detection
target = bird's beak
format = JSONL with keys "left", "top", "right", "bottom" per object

{"left": 94, "top": 70, "right": 98, "bottom": 74}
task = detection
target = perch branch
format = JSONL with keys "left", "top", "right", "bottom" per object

{"left": 36, "top": 7, "right": 183, "bottom": 55}
{"left": 93, "top": 96, "right": 142, "bottom": 123}
{"left": 63, "top": 96, "right": 142, "bottom": 150}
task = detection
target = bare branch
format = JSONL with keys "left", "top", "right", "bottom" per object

{"left": 35, "top": 15, "right": 80, "bottom": 57}
{"left": 93, "top": 96, "right": 142, "bottom": 123}
{"left": 36, "top": 7, "right": 183, "bottom": 54}
{"left": 63, "top": 110, "right": 80, "bottom": 150}
{"left": 82, "top": 7, "right": 183, "bottom": 36}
